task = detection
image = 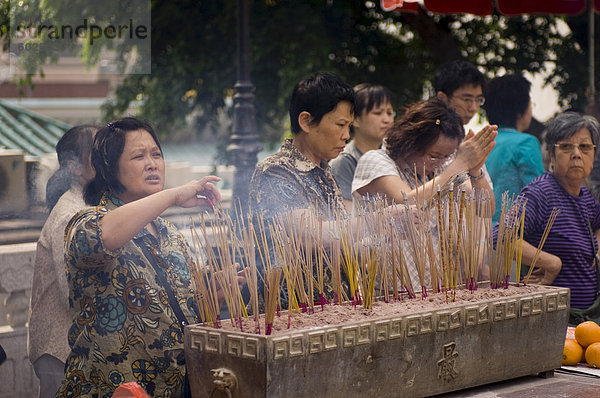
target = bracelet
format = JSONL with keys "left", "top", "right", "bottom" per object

{"left": 468, "top": 168, "right": 485, "bottom": 181}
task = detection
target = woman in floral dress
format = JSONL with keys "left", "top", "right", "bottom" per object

{"left": 56, "top": 117, "right": 223, "bottom": 398}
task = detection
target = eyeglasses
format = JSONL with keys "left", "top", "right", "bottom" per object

{"left": 451, "top": 95, "right": 485, "bottom": 106}
{"left": 427, "top": 153, "right": 452, "bottom": 164}
{"left": 554, "top": 143, "right": 596, "bottom": 154}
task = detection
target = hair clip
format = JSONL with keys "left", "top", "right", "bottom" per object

{"left": 106, "top": 122, "right": 116, "bottom": 131}
{"left": 435, "top": 119, "right": 441, "bottom": 125}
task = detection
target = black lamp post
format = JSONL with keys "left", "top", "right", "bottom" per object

{"left": 227, "top": 0, "right": 262, "bottom": 213}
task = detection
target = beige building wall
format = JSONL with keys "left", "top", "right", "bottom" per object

{"left": 0, "top": 51, "right": 139, "bottom": 125}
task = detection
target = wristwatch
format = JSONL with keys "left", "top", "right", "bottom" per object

{"left": 468, "top": 168, "right": 485, "bottom": 181}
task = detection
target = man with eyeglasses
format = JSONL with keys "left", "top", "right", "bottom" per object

{"left": 434, "top": 60, "right": 486, "bottom": 126}
{"left": 433, "top": 60, "right": 494, "bottom": 190}
{"left": 482, "top": 73, "right": 545, "bottom": 223}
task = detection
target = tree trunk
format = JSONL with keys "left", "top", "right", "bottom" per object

{"left": 402, "top": 7, "right": 463, "bottom": 65}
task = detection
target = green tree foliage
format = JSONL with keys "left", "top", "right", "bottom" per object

{"left": 5, "top": 0, "right": 149, "bottom": 85}
{"left": 2, "top": 1, "right": 599, "bottom": 148}
{"left": 101, "top": 0, "right": 438, "bottom": 145}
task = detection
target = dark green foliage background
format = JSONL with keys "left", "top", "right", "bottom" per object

{"left": 3, "top": 1, "right": 598, "bottom": 156}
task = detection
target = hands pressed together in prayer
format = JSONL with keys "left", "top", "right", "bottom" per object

{"left": 455, "top": 125, "right": 498, "bottom": 175}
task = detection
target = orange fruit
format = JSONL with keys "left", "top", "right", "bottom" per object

{"left": 574, "top": 321, "right": 600, "bottom": 348}
{"left": 584, "top": 342, "right": 600, "bottom": 368}
{"left": 562, "top": 339, "right": 584, "bottom": 365}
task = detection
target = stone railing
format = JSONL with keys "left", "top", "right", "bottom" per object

{"left": 0, "top": 243, "right": 39, "bottom": 398}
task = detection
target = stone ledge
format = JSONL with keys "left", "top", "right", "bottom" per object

{"left": 0, "top": 243, "right": 36, "bottom": 294}
{"left": 0, "top": 326, "right": 38, "bottom": 398}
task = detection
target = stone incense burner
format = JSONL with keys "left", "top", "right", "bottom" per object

{"left": 184, "top": 283, "right": 569, "bottom": 398}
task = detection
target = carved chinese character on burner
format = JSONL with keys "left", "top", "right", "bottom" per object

{"left": 437, "top": 342, "right": 458, "bottom": 382}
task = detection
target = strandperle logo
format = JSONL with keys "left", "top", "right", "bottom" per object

{"left": 8, "top": 1, "right": 151, "bottom": 75}
{"left": 12, "top": 19, "right": 149, "bottom": 46}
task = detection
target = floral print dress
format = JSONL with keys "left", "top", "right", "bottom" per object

{"left": 56, "top": 193, "right": 199, "bottom": 398}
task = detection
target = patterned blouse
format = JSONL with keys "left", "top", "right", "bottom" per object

{"left": 249, "top": 138, "right": 348, "bottom": 304}
{"left": 56, "top": 193, "right": 199, "bottom": 398}
{"left": 249, "top": 138, "right": 346, "bottom": 221}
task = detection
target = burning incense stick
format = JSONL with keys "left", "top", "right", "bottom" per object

{"left": 323, "top": 238, "right": 346, "bottom": 305}
{"left": 264, "top": 267, "right": 282, "bottom": 335}
{"left": 515, "top": 201, "right": 527, "bottom": 286}
{"left": 447, "top": 183, "right": 455, "bottom": 297}
{"left": 455, "top": 187, "right": 466, "bottom": 287}
{"left": 236, "top": 213, "right": 260, "bottom": 332}
{"left": 269, "top": 221, "right": 299, "bottom": 327}
{"left": 201, "top": 194, "right": 225, "bottom": 218}
{"left": 489, "top": 192, "right": 514, "bottom": 288}
{"left": 436, "top": 185, "right": 449, "bottom": 294}
{"left": 189, "top": 215, "right": 221, "bottom": 326}
{"left": 315, "top": 214, "right": 326, "bottom": 309}
{"left": 390, "top": 226, "right": 399, "bottom": 300}
{"left": 338, "top": 215, "right": 360, "bottom": 305}
{"left": 358, "top": 244, "right": 379, "bottom": 309}
{"left": 523, "top": 208, "right": 560, "bottom": 285}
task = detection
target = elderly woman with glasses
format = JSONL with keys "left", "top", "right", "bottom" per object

{"left": 499, "top": 112, "right": 600, "bottom": 322}
{"left": 352, "top": 98, "right": 497, "bottom": 288}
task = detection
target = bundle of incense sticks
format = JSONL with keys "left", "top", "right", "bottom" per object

{"left": 435, "top": 185, "right": 450, "bottom": 297}
{"left": 457, "top": 190, "right": 492, "bottom": 292}
{"left": 488, "top": 194, "right": 559, "bottom": 289}
{"left": 399, "top": 200, "right": 432, "bottom": 299}
{"left": 337, "top": 212, "right": 361, "bottom": 306}
{"left": 191, "top": 213, "right": 248, "bottom": 329}
{"left": 489, "top": 193, "right": 526, "bottom": 289}
{"left": 432, "top": 184, "right": 498, "bottom": 300}
{"left": 253, "top": 212, "right": 283, "bottom": 334}
{"left": 313, "top": 213, "right": 327, "bottom": 309}
{"left": 358, "top": 243, "right": 379, "bottom": 309}
{"left": 189, "top": 216, "right": 221, "bottom": 328}
{"left": 270, "top": 218, "right": 304, "bottom": 315}
{"left": 300, "top": 214, "right": 316, "bottom": 313}
{"left": 356, "top": 197, "right": 386, "bottom": 302}
{"left": 187, "top": 184, "right": 559, "bottom": 334}
{"left": 392, "top": 222, "right": 415, "bottom": 299}
{"left": 363, "top": 197, "right": 416, "bottom": 300}
{"left": 376, "top": 205, "right": 393, "bottom": 303}
{"left": 323, "top": 238, "right": 347, "bottom": 305}
{"left": 447, "top": 183, "right": 456, "bottom": 297}
{"left": 489, "top": 193, "right": 510, "bottom": 288}
{"left": 216, "top": 212, "right": 249, "bottom": 327}
{"left": 233, "top": 212, "right": 261, "bottom": 333}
